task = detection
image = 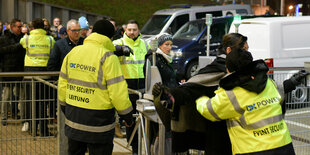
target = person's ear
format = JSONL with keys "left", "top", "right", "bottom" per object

{"left": 226, "top": 47, "right": 232, "bottom": 54}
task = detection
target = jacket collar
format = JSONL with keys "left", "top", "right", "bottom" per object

{"left": 123, "top": 32, "right": 142, "bottom": 46}
{"left": 3, "top": 29, "right": 23, "bottom": 40}
{"left": 219, "top": 60, "right": 269, "bottom": 93}
{"left": 66, "top": 37, "right": 84, "bottom": 46}
{"left": 29, "top": 29, "right": 47, "bottom": 35}
{"left": 84, "top": 33, "right": 115, "bottom": 51}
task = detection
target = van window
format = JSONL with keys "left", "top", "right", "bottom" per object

{"left": 236, "top": 9, "right": 248, "bottom": 15}
{"left": 168, "top": 14, "right": 189, "bottom": 35}
{"left": 196, "top": 11, "right": 223, "bottom": 19}
{"left": 140, "top": 15, "right": 171, "bottom": 35}
{"left": 173, "top": 20, "right": 205, "bottom": 40}
{"left": 210, "top": 23, "right": 227, "bottom": 43}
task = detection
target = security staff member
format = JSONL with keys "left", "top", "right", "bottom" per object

{"left": 195, "top": 49, "right": 295, "bottom": 154}
{"left": 20, "top": 18, "right": 55, "bottom": 136}
{"left": 58, "top": 19, "right": 134, "bottom": 155}
{"left": 113, "top": 19, "right": 149, "bottom": 154}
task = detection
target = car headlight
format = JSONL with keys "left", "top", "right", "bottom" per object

{"left": 170, "top": 49, "right": 183, "bottom": 58}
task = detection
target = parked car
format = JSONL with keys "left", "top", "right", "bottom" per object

{"left": 141, "top": 4, "right": 252, "bottom": 42}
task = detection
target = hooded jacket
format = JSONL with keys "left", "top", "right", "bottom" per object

{"left": 58, "top": 33, "right": 133, "bottom": 143}
{"left": 196, "top": 60, "right": 294, "bottom": 154}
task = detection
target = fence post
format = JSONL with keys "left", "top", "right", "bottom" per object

{"left": 31, "top": 77, "right": 36, "bottom": 137}
{"left": 58, "top": 102, "right": 68, "bottom": 155}
{"left": 304, "top": 62, "right": 310, "bottom": 86}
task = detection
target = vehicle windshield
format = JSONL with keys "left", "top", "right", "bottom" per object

{"left": 141, "top": 15, "right": 171, "bottom": 35}
{"left": 173, "top": 20, "right": 205, "bottom": 40}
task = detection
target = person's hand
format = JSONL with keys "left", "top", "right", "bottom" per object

{"left": 152, "top": 82, "right": 174, "bottom": 111}
{"left": 152, "top": 82, "right": 164, "bottom": 98}
{"left": 114, "top": 45, "right": 133, "bottom": 56}
{"left": 122, "top": 45, "right": 133, "bottom": 56}
{"left": 290, "top": 70, "right": 310, "bottom": 86}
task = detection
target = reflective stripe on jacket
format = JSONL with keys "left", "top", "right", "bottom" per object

{"left": 58, "top": 33, "right": 132, "bottom": 135}
{"left": 113, "top": 33, "right": 149, "bottom": 79}
{"left": 196, "top": 79, "right": 292, "bottom": 154}
{"left": 20, "top": 29, "right": 54, "bottom": 67}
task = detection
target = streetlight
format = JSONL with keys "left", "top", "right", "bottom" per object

{"left": 288, "top": 5, "right": 294, "bottom": 16}
{"left": 288, "top": 5, "right": 294, "bottom": 10}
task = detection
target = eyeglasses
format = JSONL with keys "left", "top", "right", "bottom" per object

{"left": 13, "top": 25, "right": 22, "bottom": 28}
{"left": 70, "top": 29, "right": 81, "bottom": 32}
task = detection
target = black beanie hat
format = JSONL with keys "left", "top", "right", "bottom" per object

{"left": 92, "top": 19, "right": 115, "bottom": 38}
{"left": 226, "top": 49, "right": 253, "bottom": 72}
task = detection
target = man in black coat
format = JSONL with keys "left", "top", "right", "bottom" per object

{"left": 47, "top": 19, "right": 84, "bottom": 121}
{"left": 0, "top": 18, "right": 25, "bottom": 125}
{"left": 47, "top": 19, "right": 84, "bottom": 72}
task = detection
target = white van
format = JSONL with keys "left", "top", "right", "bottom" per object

{"left": 141, "top": 4, "right": 252, "bottom": 40}
{"left": 229, "top": 16, "right": 310, "bottom": 68}
{"left": 229, "top": 16, "right": 310, "bottom": 105}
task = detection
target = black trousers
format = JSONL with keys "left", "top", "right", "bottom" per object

{"left": 236, "top": 143, "right": 295, "bottom": 155}
{"left": 24, "top": 79, "right": 50, "bottom": 136}
{"left": 68, "top": 138, "right": 114, "bottom": 155}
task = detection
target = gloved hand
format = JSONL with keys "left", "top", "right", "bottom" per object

{"left": 122, "top": 45, "right": 133, "bottom": 56}
{"left": 114, "top": 45, "right": 133, "bottom": 56}
{"left": 152, "top": 82, "right": 174, "bottom": 111}
{"left": 152, "top": 82, "right": 164, "bottom": 98}
{"left": 122, "top": 113, "right": 134, "bottom": 127}
{"left": 289, "top": 70, "right": 310, "bottom": 86}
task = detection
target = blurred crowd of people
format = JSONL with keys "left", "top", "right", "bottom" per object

{"left": 0, "top": 16, "right": 126, "bottom": 137}
{"left": 0, "top": 16, "right": 126, "bottom": 41}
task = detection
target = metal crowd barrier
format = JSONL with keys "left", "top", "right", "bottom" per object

{"left": 268, "top": 67, "right": 310, "bottom": 155}
{"left": 0, "top": 72, "right": 59, "bottom": 154}
{"left": 0, "top": 68, "right": 310, "bottom": 155}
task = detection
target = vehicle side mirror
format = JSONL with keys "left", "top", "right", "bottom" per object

{"left": 199, "top": 39, "right": 207, "bottom": 44}
{"left": 199, "top": 34, "right": 212, "bottom": 44}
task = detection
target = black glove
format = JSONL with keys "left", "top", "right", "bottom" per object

{"left": 152, "top": 82, "right": 174, "bottom": 111}
{"left": 152, "top": 82, "right": 164, "bottom": 98}
{"left": 122, "top": 45, "right": 133, "bottom": 56}
{"left": 290, "top": 70, "right": 309, "bottom": 86}
{"left": 114, "top": 45, "right": 133, "bottom": 56}
{"left": 121, "top": 112, "right": 134, "bottom": 127}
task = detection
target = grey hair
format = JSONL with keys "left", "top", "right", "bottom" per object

{"left": 66, "top": 19, "right": 79, "bottom": 30}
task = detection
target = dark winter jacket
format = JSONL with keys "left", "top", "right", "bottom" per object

{"left": 0, "top": 30, "right": 25, "bottom": 81}
{"left": 144, "top": 52, "right": 179, "bottom": 89}
{"left": 47, "top": 37, "right": 84, "bottom": 71}
{"left": 167, "top": 55, "right": 232, "bottom": 154}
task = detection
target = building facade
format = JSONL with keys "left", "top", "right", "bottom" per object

{"left": 0, "top": 0, "right": 104, "bottom": 25}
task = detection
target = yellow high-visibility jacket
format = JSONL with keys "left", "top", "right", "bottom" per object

{"left": 58, "top": 33, "right": 132, "bottom": 143}
{"left": 196, "top": 79, "right": 292, "bottom": 154}
{"left": 20, "top": 29, "right": 54, "bottom": 67}
{"left": 113, "top": 33, "right": 149, "bottom": 80}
